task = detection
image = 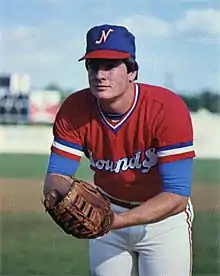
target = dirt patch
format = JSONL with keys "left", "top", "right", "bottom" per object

{"left": 0, "top": 178, "right": 45, "bottom": 213}
{"left": 191, "top": 183, "right": 220, "bottom": 212}
{"left": 0, "top": 178, "right": 219, "bottom": 213}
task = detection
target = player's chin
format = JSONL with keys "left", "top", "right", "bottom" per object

{"left": 92, "top": 89, "right": 115, "bottom": 100}
{"left": 96, "top": 92, "right": 114, "bottom": 100}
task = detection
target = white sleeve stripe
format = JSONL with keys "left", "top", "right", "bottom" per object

{"left": 157, "top": 145, "right": 194, "bottom": 157}
{"left": 52, "top": 141, "right": 83, "bottom": 156}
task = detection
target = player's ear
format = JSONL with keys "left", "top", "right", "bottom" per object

{"left": 124, "top": 58, "right": 138, "bottom": 81}
{"left": 128, "top": 71, "right": 137, "bottom": 82}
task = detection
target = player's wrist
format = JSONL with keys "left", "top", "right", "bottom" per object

{"left": 110, "top": 213, "right": 127, "bottom": 230}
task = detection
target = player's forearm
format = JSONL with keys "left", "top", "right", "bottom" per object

{"left": 43, "top": 173, "right": 73, "bottom": 196}
{"left": 111, "top": 192, "right": 189, "bottom": 229}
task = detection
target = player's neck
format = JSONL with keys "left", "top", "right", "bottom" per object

{"left": 98, "top": 83, "right": 135, "bottom": 114}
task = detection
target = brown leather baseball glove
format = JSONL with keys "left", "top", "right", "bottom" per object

{"left": 43, "top": 178, "right": 114, "bottom": 239}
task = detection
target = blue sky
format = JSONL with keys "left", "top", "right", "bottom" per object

{"left": 0, "top": 0, "right": 219, "bottom": 94}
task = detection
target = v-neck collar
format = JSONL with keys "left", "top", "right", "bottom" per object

{"left": 97, "top": 83, "right": 140, "bottom": 132}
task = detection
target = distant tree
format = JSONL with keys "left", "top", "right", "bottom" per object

{"left": 180, "top": 89, "right": 220, "bottom": 114}
{"left": 199, "top": 90, "right": 220, "bottom": 113}
{"left": 44, "top": 82, "right": 61, "bottom": 92}
{"left": 180, "top": 95, "right": 200, "bottom": 112}
{"left": 60, "top": 93, "right": 69, "bottom": 103}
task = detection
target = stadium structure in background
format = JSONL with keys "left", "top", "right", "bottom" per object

{"left": 0, "top": 73, "right": 61, "bottom": 125}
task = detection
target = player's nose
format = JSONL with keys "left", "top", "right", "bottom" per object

{"left": 95, "top": 69, "right": 107, "bottom": 80}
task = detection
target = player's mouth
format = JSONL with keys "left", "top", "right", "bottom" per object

{"left": 95, "top": 85, "right": 110, "bottom": 91}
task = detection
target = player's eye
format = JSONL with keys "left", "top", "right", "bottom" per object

{"left": 86, "top": 59, "right": 122, "bottom": 72}
{"left": 103, "top": 63, "right": 118, "bottom": 70}
{"left": 87, "top": 62, "right": 99, "bottom": 72}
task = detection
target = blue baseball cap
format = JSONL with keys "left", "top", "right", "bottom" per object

{"left": 78, "top": 24, "right": 136, "bottom": 61}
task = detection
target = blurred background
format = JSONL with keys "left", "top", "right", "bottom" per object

{"left": 0, "top": 0, "right": 219, "bottom": 275}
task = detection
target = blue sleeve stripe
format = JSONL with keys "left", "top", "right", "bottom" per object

{"left": 159, "top": 158, "right": 193, "bottom": 196}
{"left": 54, "top": 137, "right": 83, "bottom": 150}
{"left": 157, "top": 141, "right": 193, "bottom": 151}
{"left": 47, "top": 152, "right": 80, "bottom": 176}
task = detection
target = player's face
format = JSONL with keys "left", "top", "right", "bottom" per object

{"left": 87, "top": 59, "right": 132, "bottom": 100}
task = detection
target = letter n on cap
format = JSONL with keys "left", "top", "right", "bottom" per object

{"left": 95, "top": 29, "right": 114, "bottom": 44}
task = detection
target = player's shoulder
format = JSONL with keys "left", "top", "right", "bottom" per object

{"left": 138, "top": 83, "right": 185, "bottom": 107}
{"left": 62, "top": 87, "right": 93, "bottom": 106}
{"left": 138, "top": 83, "right": 191, "bottom": 123}
{"left": 56, "top": 88, "right": 95, "bottom": 121}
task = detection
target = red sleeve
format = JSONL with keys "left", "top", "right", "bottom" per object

{"left": 154, "top": 93, "right": 196, "bottom": 163}
{"left": 51, "top": 95, "right": 84, "bottom": 161}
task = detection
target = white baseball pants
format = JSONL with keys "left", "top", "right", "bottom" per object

{"left": 89, "top": 201, "right": 194, "bottom": 276}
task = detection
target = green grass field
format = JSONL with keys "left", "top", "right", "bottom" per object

{"left": 0, "top": 154, "right": 219, "bottom": 276}
{"left": 0, "top": 153, "right": 92, "bottom": 180}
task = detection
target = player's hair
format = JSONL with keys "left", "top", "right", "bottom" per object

{"left": 123, "top": 58, "right": 139, "bottom": 81}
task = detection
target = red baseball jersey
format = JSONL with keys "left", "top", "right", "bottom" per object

{"left": 51, "top": 83, "right": 195, "bottom": 202}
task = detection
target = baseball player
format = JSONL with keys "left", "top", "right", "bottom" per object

{"left": 43, "top": 24, "right": 195, "bottom": 276}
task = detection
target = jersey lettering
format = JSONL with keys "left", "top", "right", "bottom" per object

{"left": 89, "top": 148, "right": 158, "bottom": 173}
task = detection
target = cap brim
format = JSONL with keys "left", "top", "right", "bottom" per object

{"left": 78, "top": 49, "right": 130, "bottom": 61}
